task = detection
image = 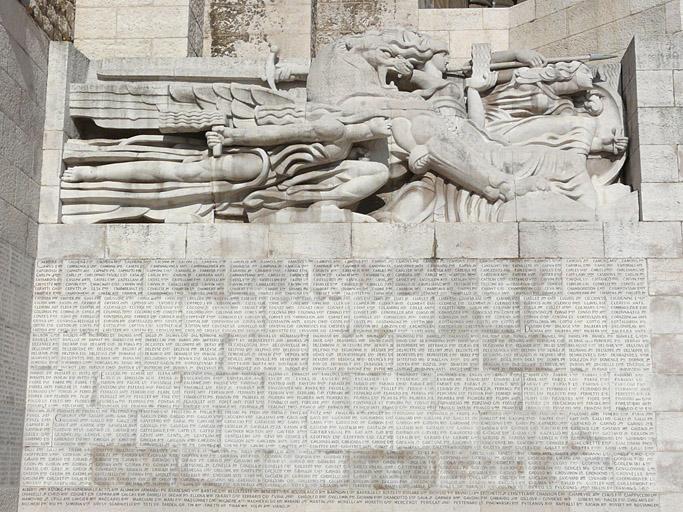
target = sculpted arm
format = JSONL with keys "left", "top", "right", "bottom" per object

{"left": 491, "top": 49, "right": 547, "bottom": 68}
{"left": 213, "top": 119, "right": 346, "bottom": 147}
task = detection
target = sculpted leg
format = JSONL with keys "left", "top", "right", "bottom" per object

{"left": 392, "top": 116, "right": 515, "bottom": 203}
{"left": 244, "top": 160, "right": 389, "bottom": 211}
{"left": 62, "top": 153, "right": 265, "bottom": 184}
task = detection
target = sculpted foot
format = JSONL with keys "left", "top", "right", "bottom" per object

{"left": 62, "top": 167, "right": 98, "bottom": 182}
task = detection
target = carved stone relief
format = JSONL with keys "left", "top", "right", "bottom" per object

{"left": 60, "top": 29, "right": 633, "bottom": 224}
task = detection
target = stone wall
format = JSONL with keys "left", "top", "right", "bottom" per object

{"left": 18, "top": 221, "right": 683, "bottom": 510}
{"left": 509, "top": 0, "right": 682, "bottom": 58}
{"left": 311, "top": 0, "right": 416, "bottom": 55}
{"left": 208, "top": 0, "right": 312, "bottom": 59}
{"left": 417, "top": 6, "right": 510, "bottom": 64}
{"left": 0, "top": 2, "right": 49, "bottom": 511}
{"left": 74, "top": 0, "right": 203, "bottom": 59}
{"left": 21, "top": 0, "right": 75, "bottom": 42}
{"left": 623, "top": 33, "right": 683, "bottom": 223}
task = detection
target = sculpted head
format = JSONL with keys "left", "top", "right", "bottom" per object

{"left": 515, "top": 61, "right": 595, "bottom": 93}
{"left": 343, "top": 28, "right": 449, "bottom": 73}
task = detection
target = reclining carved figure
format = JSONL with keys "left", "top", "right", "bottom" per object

{"left": 60, "top": 28, "right": 631, "bottom": 223}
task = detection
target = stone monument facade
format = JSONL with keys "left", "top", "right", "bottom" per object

{"left": 1, "top": 1, "right": 683, "bottom": 512}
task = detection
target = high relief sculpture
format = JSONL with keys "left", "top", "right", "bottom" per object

{"left": 61, "top": 29, "right": 631, "bottom": 223}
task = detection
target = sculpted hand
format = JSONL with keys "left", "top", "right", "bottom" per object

{"left": 516, "top": 175, "right": 551, "bottom": 196}
{"left": 368, "top": 117, "right": 392, "bottom": 137}
{"left": 206, "top": 130, "right": 225, "bottom": 148}
{"left": 484, "top": 174, "right": 515, "bottom": 202}
{"left": 515, "top": 49, "right": 547, "bottom": 68}
{"left": 466, "top": 71, "right": 498, "bottom": 92}
{"left": 603, "top": 128, "right": 628, "bottom": 155}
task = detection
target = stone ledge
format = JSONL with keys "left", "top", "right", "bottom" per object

{"left": 36, "top": 221, "right": 683, "bottom": 260}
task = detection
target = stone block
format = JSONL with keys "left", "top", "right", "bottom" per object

{"left": 186, "top": 224, "right": 268, "bottom": 259}
{"left": 566, "top": 0, "right": 632, "bottom": 35}
{"left": 604, "top": 222, "right": 683, "bottom": 258}
{"left": 636, "top": 70, "right": 674, "bottom": 107}
{"left": 116, "top": 6, "right": 190, "bottom": 40}
{"left": 74, "top": 8, "right": 117, "bottom": 39}
{"left": 516, "top": 191, "right": 595, "bottom": 222}
{"left": 482, "top": 8, "right": 510, "bottom": 30}
{"left": 633, "top": 33, "right": 683, "bottom": 70}
{"left": 40, "top": 148, "right": 65, "bottom": 187}
{"left": 36, "top": 224, "right": 105, "bottom": 259}
{"left": 639, "top": 145, "right": 679, "bottom": 182}
{"left": 641, "top": 183, "right": 683, "bottom": 220}
{"left": 151, "top": 38, "right": 190, "bottom": 57}
{"left": 652, "top": 374, "right": 683, "bottom": 410}
{"left": 43, "top": 43, "right": 71, "bottom": 133}
{"left": 268, "top": 223, "right": 351, "bottom": 259}
{"left": 661, "top": 493, "right": 683, "bottom": 511}
{"left": 419, "top": 8, "right": 482, "bottom": 31}
{"left": 0, "top": 199, "right": 27, "bottom": 252}
{"left": 510, "top": 9, "right": 567, "bottom": 49}
{"left": 666, "top": 0, "right": 683, "bottom": 34}
{"left": 75, "top": 38, "right": 153, "bottom": 59}
{"left": 535, "top": 0, "right": 566, "bottom": 19}
{"left": 106, "top": 224, "right": 187, "bottom": 258}
{"left": 597, "top": 5, "right": 668, "bottom": 55}
{"left": 658, "top": 412, "right": 683, "bottom": 450}
{"left": 658, "top": 452, "right": 683, "bottom": 491}
{"left": 37, "top": 186, "right": 60, "bottom": 224}
{"left": 649, "top": 259, "right": 683, "bottom": 295}
{"left": 435, "top": 223, "right": 518, "bottom": 259}
{"left": 675, "top": 70, "right": 683, "bottom": 106}
{"left": 596, "top": 191, "right": 640, "bottom": 221}
{"left": 651, "top": 296, "right": 683, "bottom": 333}
{"left": 519, "top": 222, "right": 604, "bottom": 258}
{"left": 653, "top": 334, "right": 683, "bottom": 373}
{"left": 509, "top": 0, "right": 536, "bottom": 27}
{"left": 449, "top": 29, "right": 509, "bottom": 58}
{"left": 351, "top": 224, "right": 434, "bottom": 259}
{"left": 14, "top": 172, "right": 40, "bottom": 221}
{"left": 630, "top": 0, "right": 670, "bottom": 14}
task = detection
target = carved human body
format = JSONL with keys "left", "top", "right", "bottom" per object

{"left": 60, "top": 28, "right": 631, "bottom": 223}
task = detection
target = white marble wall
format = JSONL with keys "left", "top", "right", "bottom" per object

{"left": 19, "top": 222, "right": 683, "bottom": 510}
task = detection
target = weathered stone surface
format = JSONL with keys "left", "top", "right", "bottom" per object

{"left": 186, "top": 224, "right": 268, "bottom": 259}
{"left": 27, "top": 0, "right": 75, "bottom": 41}
{"left": 105, "top": 224, "right": 187, "bottom": 258}
{"left": 657, "top": 412, "right": 683, "bottom": 450}
{"left": 74, "top": 0, "right": 200, "bottom": 59}
{"left": 658, "top": 452, "right": 683, "bottom": 491}
{"left": 636, "top": 70, "right": 675, "bottom": 107}
{"left": 519, "top": 222, "right": 604, "bottom": 258}
{"left": 652, "top": 334, "right": 683, "bottom": 373}
{"left": 352, "top": 224, "right": 434, "bottom": 259}
{"left": 36, "top": 224, "right": 104, "bottom": 258}
{"left": 604, "top": 222, "right": 683, "bottom": 258}
{"left": 268, "top": 223, "right": 351, "bottom": 258}
{"left": 641, "top": 184, "right": 683, "bottom": 221}
{"left": 210, "top": 0, "right": 311, "bottom": 59}
{"left": 648, "top": 259, "right": 683, "bottom": 295}
{"left": 435, "top": 223, "right": 518, "bottom": 258}
{"left": 652, "top": 374, "right": 683, "bottom": 411}
{"left": 650, "top": 296, "right": 683, "bottom": 334}
{"left": 639, "top": 145, "right": 680, "bottom": 182}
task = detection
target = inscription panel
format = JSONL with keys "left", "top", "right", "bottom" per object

{"left": 21, "top": 258, "right": 655, "bottom": 510}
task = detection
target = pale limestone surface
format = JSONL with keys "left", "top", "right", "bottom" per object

{"left": 21, "top": 251, "right": 660, "bottom": 508}
{"left": 8, "top": 1, "right": 683, "bottom": 511}
{"left": 74, "top": 0, "right": 202, "bottom": 59}
{"left": 0, "top": 1, "right": 49, "bottom": 509}
{"left": 56, "top": 28, "right": 631, "bottom": 225}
